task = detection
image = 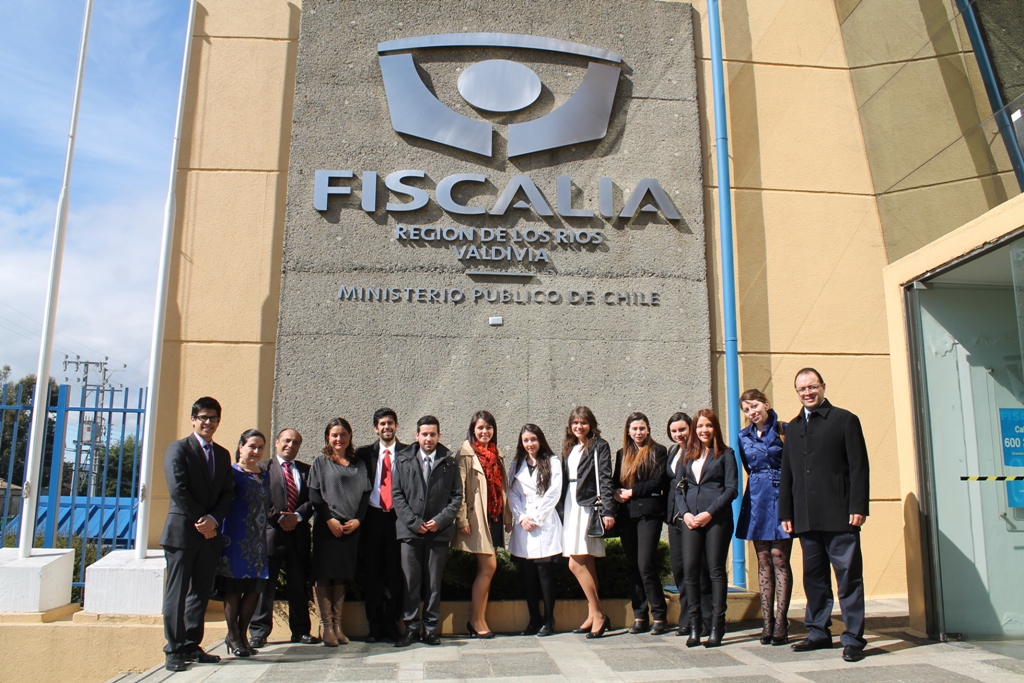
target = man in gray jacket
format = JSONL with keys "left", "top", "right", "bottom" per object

{"left": 392, "top": 415, "right": 463, "bottom": 646}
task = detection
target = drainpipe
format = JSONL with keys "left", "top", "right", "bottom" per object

{"left": 954, "top": 0, "right": 1024, "bottom": 191}
{"left": 135, "top": 0, "right": 197, "bottom": 559}
{"left": 706, "top": 0, "right": 746, "bottom": 589}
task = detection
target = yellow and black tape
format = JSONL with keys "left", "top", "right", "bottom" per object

{"left": 960, "top": 476, "right": 1024, "bottom": 481}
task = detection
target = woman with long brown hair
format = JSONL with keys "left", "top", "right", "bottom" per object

{"left": 308, "top": 417, "right": 371, "bottom": 646}
{"left": 560, "top": 406, "right": 615, "bottom": 638}
{"left": 613, "top": 412, "right": 669, "bottom": 634}
{"left": 452, "top": 410, "right": 512, "bottom": 639}
{"left": 676, "top": 409, "right": 737, "bottom": 648}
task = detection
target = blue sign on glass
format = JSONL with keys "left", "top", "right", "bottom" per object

{"left": 999, "top": 409, "right": 1024, "bottom": 467}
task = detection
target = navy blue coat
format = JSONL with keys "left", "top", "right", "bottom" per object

{"left": 735, "top": 410, "right": 790, "bottom": 541}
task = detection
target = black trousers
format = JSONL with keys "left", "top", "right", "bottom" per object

{"left": 163, "top": 541, "right": 219, "bottom": 654}
{"left": 516, "top": 556, "right": 558, "bottom": 627}
{"left": 681, "top": 515, "right": 733, "bottom": 623}
{"left": 250, "top": 532, "right": 311, "bottom": 640}
{"left": 799, "top": 530, "right": 866, "bottom": 648}
{"left": 360, "top": 506, "right": 404, "bottom": 637}
{"left": 399, "top": 538, "right": 448, "bottom": 633}
{"left": 619, "top": 515, "right": 668, "bottom": 621}
{"left": 668, "top": 521, "right": 712, "bottom": 630}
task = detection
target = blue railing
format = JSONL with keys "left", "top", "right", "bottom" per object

{"left": 0, "top": 382, "right": 145, "bottom": 597}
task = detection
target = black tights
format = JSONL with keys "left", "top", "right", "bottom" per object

{"left": 753, "top": 539, "right": 792, "bottom": 636}
{"left": 223, "top": 592, "right": 261, "bottom": 649}
{"left": 517, "top": 557, "right": 558, "bottom": 628}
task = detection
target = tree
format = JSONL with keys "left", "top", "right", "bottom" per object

{"left": 0, "top": 371, "right": 59, "bottom": 506}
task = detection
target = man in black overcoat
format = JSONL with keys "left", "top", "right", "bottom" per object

{"left": 779, "top": 368, "right": 870, "bottom": 663}
{"left": 249, "top": 428, "right": 318, "bottom": 647}
{"left": 160, "top": 396, "right": 234, "bottom": 672}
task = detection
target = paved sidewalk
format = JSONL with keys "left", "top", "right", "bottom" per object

{"left": 111, "top": 600, "right": 1024, "bottom": 683}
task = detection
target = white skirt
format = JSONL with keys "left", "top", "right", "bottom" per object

{"left": 562, "top": 481, "right": 605, "bottom": 557}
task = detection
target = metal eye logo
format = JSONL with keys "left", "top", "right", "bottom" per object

{"left": 377, "top": 33, "right": 622, "bottom": 158}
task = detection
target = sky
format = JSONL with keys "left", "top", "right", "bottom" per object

{"left": 0, "top": 0, "right": 191, "bottom": 391}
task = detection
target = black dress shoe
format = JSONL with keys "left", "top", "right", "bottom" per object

{"left": 791, "top": 638, "right": 832, "bottom": 652}
{"left": 467, "top": 621, "right": 495, "bottom": 639}
{"left": 538, "top": 623, "right": 554, "bottom": 637}
{"left": 572, "top": 621, "right": 592, "bottom": 634}
{"left": 291, "top": 634, "right": 320, "bottom": 645}
{"left": 366, "top": 634, "right": 380, "bottom": 643}
{"left": 628, "top": 619, "right": 649, "bottom": 634}
{"left": 249, "top": 635, "right": 267, "bottom": 649}
{"left": 586, "top": 614, "right": 609, "bottom": 639}
{"left": 395, "top": 631, "right": 420, "bottom": 647}
{"left": 165, "top": 654, "right": 188, "bottom": 672}
{"left": 685, "top": 620, "right": 701, "bottom": 648}
{"left": 650, "top": 620, "right": 669, "bottom": 635}
{"left": 184, "top": 647, "right": 221, "bottom": 664}
{"left": 842, "top": 645, "right": 865, "bottom": 662}
{"left": 423, "top": 631, "right": 442, "bottom": 646}
{"left": 520, "top": 623, "right": 541, "bottom": 636}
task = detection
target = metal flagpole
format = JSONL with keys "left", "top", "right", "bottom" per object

{"left": 19, "top": 0, "right": 95, "bottom": 558}
{"left": 135, "top": 0, "right": 198, "bottom": 559}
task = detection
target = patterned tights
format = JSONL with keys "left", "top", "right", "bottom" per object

{"left": 753, "top": 539, "right": 792, "bottom": 638}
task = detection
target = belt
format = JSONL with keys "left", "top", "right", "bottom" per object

{"left": 568, "top": 478, "right": 578, "bottom": 482}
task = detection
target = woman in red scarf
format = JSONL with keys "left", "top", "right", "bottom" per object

{"left": 452, "top": 410, "right": 513, "bottom": 638}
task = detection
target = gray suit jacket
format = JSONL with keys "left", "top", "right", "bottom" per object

{"left": 159, "top": 434, "right": 234, "bottom": 549}
{"left": 391, "top": 443, "right": 463, "bottom": 542}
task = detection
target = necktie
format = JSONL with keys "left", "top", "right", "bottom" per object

{"left": 422, "top": 454, "right": 432, "bottom": 482}
{"left": 203, "top": 443, "right": 215, "bottom": 479}
{"left": 282, "top": 461, "right": 299, "bottom": 513}
{"left": 379, "top": 449, "right": 393, "bottom": 511}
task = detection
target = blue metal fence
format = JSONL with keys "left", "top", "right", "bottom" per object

{"left": 0, "top": 381, "right": 145, "bottom": 597}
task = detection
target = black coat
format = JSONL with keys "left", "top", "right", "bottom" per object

{"left": 613, "top": 443, "right": 669, "bottom": 519}
{"left": 262, "top": 456, "right": 313, "bottom": 555}
{"left": 355, "top": 439, "right": 406, "bottom": 495}
{"left": 779, "top": 400, "right": 870, "bottom": 534}
{"left": 560, "top": 437, "right": 615, "bottom": 514}
{"left": 674, "top": 447, "right": 738, "bottom": 522}
{"left": 665, "top": 444, "right": 686, "bottom": 523}
{"left": 391, "top": 443, "right": 463, "bottom": 542}
{"left": 159, "top": 434, "right": 234, "bottom": 549}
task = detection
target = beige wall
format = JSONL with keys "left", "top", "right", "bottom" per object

{"left": 148, "top": 1, "right": 299, "bottom": 544}
{"left": 150, "top": 0, "right": 1022, "bottom": 610}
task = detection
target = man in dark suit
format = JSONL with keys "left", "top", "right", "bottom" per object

{"left": 391, "top": 415, "right": 463, "bottom": 647}
{"left": 779, "top": 368, "right": 870, "bottom": 663}
{"left": 355, "top": 408, "right": 405, "bottom": 642}
{"left": 161, "top": 397, "right": 234, "bottom": 672}
{"left": 249, "top": 428, "right": 318, "bottom": 648}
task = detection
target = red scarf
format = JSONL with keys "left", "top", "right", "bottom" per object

{"left": 471, "top": 441, "right": 504, "bottom": 523}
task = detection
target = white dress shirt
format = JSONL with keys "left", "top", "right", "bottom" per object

{"left": 369, "top": 440, "right": 399, "bottom": 509}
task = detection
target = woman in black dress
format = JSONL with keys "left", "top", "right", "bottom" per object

{"left": 677, "top": 409, "right": 738, "bottom": 649}
{"left": 309, "top": 417, "right": 371, "bottom": 646}
{"left": 613, "top": 412, "right": 669, "bottom": 634}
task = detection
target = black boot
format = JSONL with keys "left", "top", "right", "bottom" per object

{"left": 704, "top": 616, "right": 725, "bottom": 648}
{"left": 685, "top": 618, "right": 701, "bottom": 648}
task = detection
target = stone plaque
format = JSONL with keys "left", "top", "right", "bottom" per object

{"left": 275, "top": 0, "right": 710, "bottom": 453}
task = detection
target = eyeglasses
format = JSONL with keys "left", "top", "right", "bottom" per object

{"left": 796, "top": 384, "right": 822, "bottom": 395}
{"left": 193, "top": 415, "right": 220, "bottom": 423}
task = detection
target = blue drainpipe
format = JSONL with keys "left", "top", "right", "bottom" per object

{"left": 954, "top": 0, "right": 1024, "bottom": 191}
{"left": 706, "top": 0, "right": 746, "bottom": 590}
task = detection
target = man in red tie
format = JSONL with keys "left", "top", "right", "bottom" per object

{"left": 356, "top": 408, "right": 406, "bottom": 642}
{"left": 249, "top": 428, "right": 317, "bottom": 647}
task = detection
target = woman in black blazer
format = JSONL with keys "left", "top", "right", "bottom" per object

{"left": 560, "top": 406, "right": 615, "bottom": 638}
{"left": 613, "top": 412, "right": 669, "bottom": 634}
{"left": 676, "top": 409, "right": 738, "bottom": 648}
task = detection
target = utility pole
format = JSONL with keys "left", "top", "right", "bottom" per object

{"left": 63, "top": 355, "right": 125, "bottom": 496}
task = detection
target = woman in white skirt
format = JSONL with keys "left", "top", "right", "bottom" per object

{"left": 560, "top": 406, "right": 615, "bottom": 638}
{"left": 509, "top": 424, "right": 563, "bottom": 636}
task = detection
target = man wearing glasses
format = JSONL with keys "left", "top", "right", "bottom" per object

{"left": 160, "top": 397, "right": 235, "bottom": 672}
{"left": 779, "top": 369, "right": 870, "bottom": 663}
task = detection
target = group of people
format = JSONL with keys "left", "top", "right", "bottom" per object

{"left": 160, "top": 367, "right": 871, "bottom": 672}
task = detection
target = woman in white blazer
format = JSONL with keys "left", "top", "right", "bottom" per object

{"left": 509, "top": 424, "right": 563, "bottom": 636}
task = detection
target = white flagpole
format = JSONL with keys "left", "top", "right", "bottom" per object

{"left": 135, "top": 0, "right": 198, "bottom": 559}
{"left": 19, "top": 0, "right": 95, "bottom": 558}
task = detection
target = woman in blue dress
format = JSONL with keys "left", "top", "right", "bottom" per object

{"left": 736, "top": 389, "right": 792, "bottom": 646}
{"left": 217, "top": 429, "right": 270, "bottom": 657}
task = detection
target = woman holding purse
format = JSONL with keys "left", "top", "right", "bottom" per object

{"left": 560, "top": 406, "right": 615, "bottom": 638}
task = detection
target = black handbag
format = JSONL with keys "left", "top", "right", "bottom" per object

{"left": 586, "top": 446, "right": 606, "bottom": 538}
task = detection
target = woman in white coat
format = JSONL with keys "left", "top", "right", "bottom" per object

{"left": 509, "top": 424, "right": 563, "bottom": 636}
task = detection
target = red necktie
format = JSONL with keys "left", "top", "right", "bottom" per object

{"left": 379, "top": 449, "right": 393, "bottom": 511}
{"left": 282, "top": 461, "right": 299, "bottom": 513}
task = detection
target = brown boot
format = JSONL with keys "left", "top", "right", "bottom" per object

{"left": 332, "top": 584, "right": 349, "bottom": 645}
{"left": 314, "top": 584, "right": 339, "bottom": 647}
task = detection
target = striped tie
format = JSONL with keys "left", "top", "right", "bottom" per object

{"left": 282, "top": 461, "right": 299, "bottom": 513}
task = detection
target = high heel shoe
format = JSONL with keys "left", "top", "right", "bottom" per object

{"left": 586, "top": 614, "right": 609, "bottom": 639}
{"left": 704, "top": 616, "right": 725, "bottom": 648}
{"left": 771, "top": 617, "right": 789, "bottom": 646}
{"left": 572, "top": 620, "right": 593, "bottom": 634}
{"left": 467, "top": 621, "right": 495, "bottom": 639}
{"left": 225, "top": 636, "right": 250, "bottom": 658}
{"left": 760, "top": 616, "right": 775, "bottom": 645}
{"left": 685, "top": 619, "right": 701, "bottom": 648}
